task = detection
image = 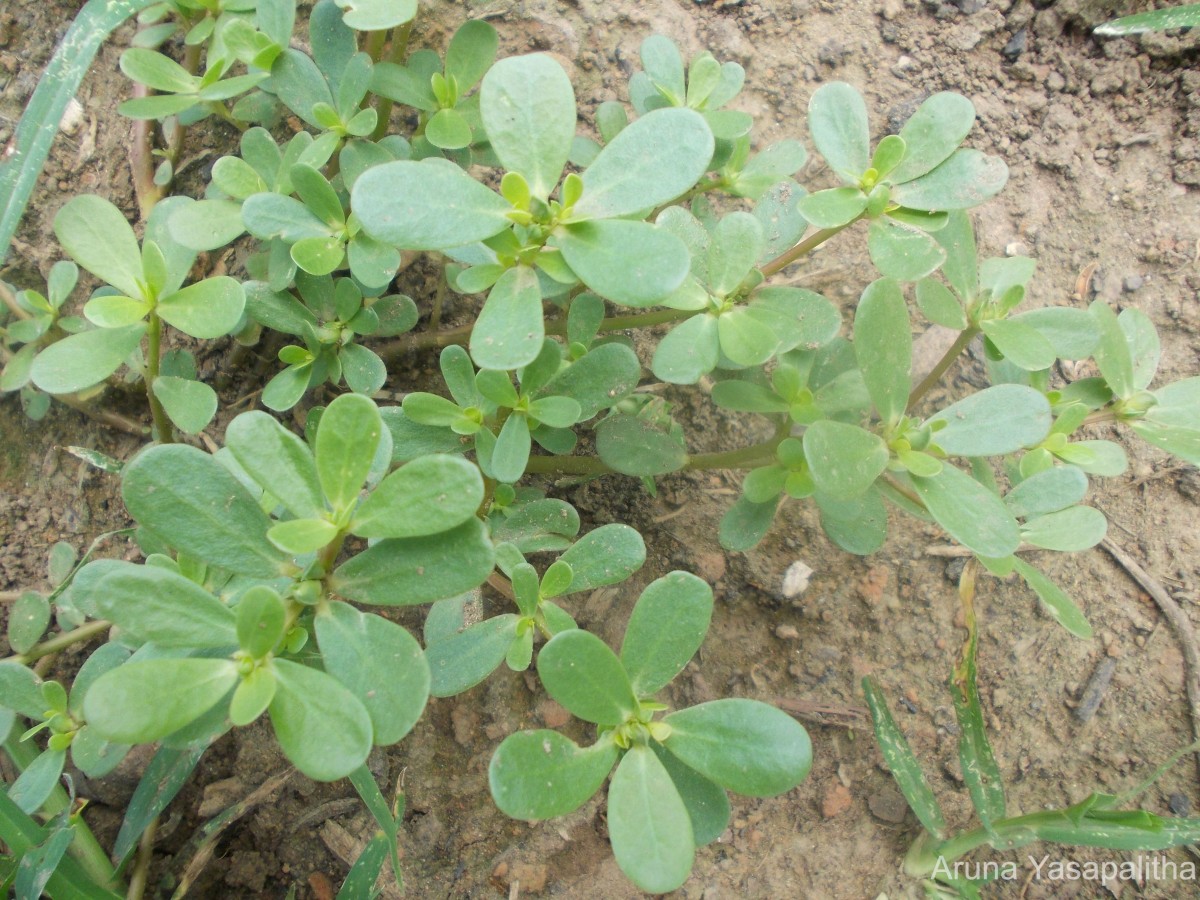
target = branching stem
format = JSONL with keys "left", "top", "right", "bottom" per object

{"left": 6, "top": 620, "right": 111, "bottom": 666}
{"left": 906, "top": 325, "right": 980, "bottom": 413}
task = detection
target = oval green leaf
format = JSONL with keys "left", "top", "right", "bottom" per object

{"left": 537, "top": 629, "right": 637, "bottom": 725}
{"left": 84, "top": 659, "right": 238, "bottom": 744}
{"left": 608, "top": 745, "right": 695, "bottom": 895}
{"left": 489, "top": 730, "right": 617, "bottom": 820}
{"left": 268, "top": 658, "right": 373, "bottom": 781}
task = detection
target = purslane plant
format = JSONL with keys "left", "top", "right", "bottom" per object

{"left": 3, "top": 2, "right": 1200, "bottom": 895}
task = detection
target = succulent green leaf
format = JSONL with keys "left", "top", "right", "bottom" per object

{"left": 267, "top": 518, "right": 338, "bottom": 554}
{"left": 609, "top": 745, "right": 695, "bottom": 894}
{"left": 54, "top": 195, "right": 144, "bottom": 299}
{"left": 1004, "top": 465, "right": 1088, "bottom": 519}
{"left": 664, "top": 698, "right": 812, "bottom": 796}
{"left": 333, "top": 518, "right": 495, "bottom": 605}
{"left": 980, "top": 318, "right": 1057, "bottom": 372}
{"left": 538, "top": 628, "right": 637, "bottom": 725}
{"left": 352, "top": 454, "right": 483, "bottom": 538}
{"left": 1054, "top": 439, "right": 1129, "bottom": 476}
{"left": 10, "top": 748, "right": 67, "bottom": 815}
{"left": 928, "top": 385, "right": 1051, "bottom": 456}
{"left": 491, "top": 413, "right": 531, "bottom": 484}
{"left": 574, "top": 107, "right": 714, "bottom": 220}
{"left": 803, "top": 420, "right": 889, "bottom": 498}
{"left": 596, "top": 413, "right": 688, "bottom": 477}
{"left": 152, "top": 376, "right": 217, "bottom": 434}
{"left": 269, "top": 658, "right": 372, "bottom": 781}
{"left": 470, "top": 265, "right": 544, "bottom": 371}
{"left": 556, "top": 219, "right": 690, "bottom": 307}
{"left": 555, "top": 522, "right": 645, "bottom": 594}
{"left": 490, "top": 498, "right": 580, "bottom": 553}
{"left": 425, "top": 108, "right": 473, "bottom": 150}
{"left": 120, "top": 47, "right": 198, "bottom": 93}
{"left": 333, "top": 0, "right": 416, "bottom": 30}
{"left": 868, "top": 217, "right": 947, "bottom": 282}
{"left": 718, "top": 495, "right": 778, "bottom": 552}
{"left": 236, "top": 586, "right": 287, "bottom": 659}
{"left": 95, "top": 566, "right": 236, "bottom": 648}
{"left": 445, "top": 20, "right": 498, "bottom": 90}
{"left": 168, "top": 198, "right": 246, "bottom": 252}
{"left": 316, "top": 602, "right": 429, "bottom": 745}
{"left": 795, "top": 187, "right": 867, "bottom": 229}
{"left": 889, "top": 92, "right": 976, "bottom": 184}
{"left": 1021, "top": 505, "right": 1107, "bottom": 552}
{"left": 934, "top": 210, "right": 978, "bottom": 300}
{"left": 316, "top": 393, "right": 382, "bottom": 516}
{"left": 31, "top": 323, "right": 147, "bottom": 394}
{"left": 156, "top": 276, "right": 245, "bottom": 339}
{"left": 915, "top": 278, "right": 968, "bottom": 329}
{"left": 853, "top": 278, "right": 910, "bottom": 424}
{"left": 8, "top": 592, "right": 50, "bottom": 655}
{"left": 85, "top": 659, "right": 238, "bottom": 744}
{"left": 352, "top": 160, "right": 512, "bottom": 250}
{"left": 911, "top": 464, "right": 1020, "bottom": 557}
{"left": 890, "top": 149, "right": 1008, "bottom": 211}
{"left": 653, "top": 313, "right": 720, "bottom": 384}
{"left": 242, "top": 193, "right": 332, "bottom": 243}
{"left": 1010, "top": 307, "right": 1099, "bottom": 360}
{"left": 651, "top": 744, "right": 730, "bottom": 846}
{"left": 229, "top": 666, "right": 276, "bottom": 727}
{"left": 816, "top": 487, "right": 888, "bottom": 554}
{"left": 481, "top": 54, "right": 576, "bottom": 200}
{"left": 290, "top": 235, "right": 344, "bottom": 275}
{"left": 122, "top": 444, "right": 287, "bottom": 577}
{"left": 269, "top": 48, "right": 336, "bottom": 127}
{"left": 426, "top": 613, "right": 519, "bottom": 697}
{"left": 808, "top": 82, "right": 870, "bottom": 181}
{"left": 225, "top": 411, "right": 324, "bottom": 519}
{"left": 707, "top": 213, "right": 764, "bottom": 296}
{"left": 1118, "top": 308, "right": 1160, "bottom": 392}
{"left": 538, "top": 343, "right": 641, "bottom": 419}
{"left": 1011, "top": 558, "right": 1093, "bottom": 639}
{"left": 489, "top": 730, "right": 617, "bottom": 819}
{"left": 621, "top": 572, "right": 713, "bottom": 696}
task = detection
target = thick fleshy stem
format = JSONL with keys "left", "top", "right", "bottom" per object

{"left": 906, "top": 325, "right": 980, "bottom": 413}
{"left": 145, "top": 310, "right": 173, "bottom": 442}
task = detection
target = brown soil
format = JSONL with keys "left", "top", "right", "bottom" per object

{"left": 3, "top": 0, "right": 1200, "bottom": 898}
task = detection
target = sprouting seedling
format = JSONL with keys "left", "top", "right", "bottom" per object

{"left": 488, "top": 571, "right": 812, "bottom": 893}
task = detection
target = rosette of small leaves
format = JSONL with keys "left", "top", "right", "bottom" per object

{"left": 352, "top": 51, "right": 715, "bottom": 370}
{"left": 0, "top": 262, "right": 82, "bottom": 420}
{"left": 370, "top": 21, "right": 498, "bottom": 156}
{"left": 403, "top": 341, "right": 590, "bottom": 484}
{"left": 799, "top": 83, "right": 1008, "bottom": 282}
{"left": 118, "top": 48, "right": 269, "bottom": 123}
{"left": 239, "top": 158, "right": 402, "bottom": 289}
{"left": 245, "top": 272, "right": 416, "bottom": 410}
{"left": 650, "top": 208, "right": 842, "bottom": 384}
{"left": 29, "top": 195, "right": 245, "bottom": 434}
{"left": 70, "top": 394, "right": 500, "bottom": 780}
{"left": 488, "top": 572, "right": 812, "bottom": 893}
{"left": 424, "top": 523, "right": 646, "bottom": 696}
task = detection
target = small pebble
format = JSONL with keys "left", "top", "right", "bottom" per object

{"left": 1002, "top": 27, "right": 1027, "bottom": 61}
{"left": 1122, "top": 274, "right": 1145, "bottom": 292}
{"left": 1074, "top": 657, "right": 1118, "bottom": 723}
{"left": 782, "top": 561, "right": 814, "bottom": 598}
{"left": 775, "top": 624, "right": 800, "bottom": 641}
{"left": 1170, "top": 793, "right": 1192, "bottom": 816}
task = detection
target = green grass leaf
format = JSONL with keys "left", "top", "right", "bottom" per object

{"left": 621, "top": 572, "right": 713, "bottom": 696}
{"left": 608, "top": 746, "right": 695, "bottom": 894}
{"left": 1096, "top": 4, "right": 1200, "bottom": 36}
{"left": 316, "top": 602, "right": 430, "bottom": 745}
{"left": 862, "top": 676, "right": 947, "bottom": 838}
{"left": 269, "top": 658, "right": 373, "bottom": 781}
{"left": 489, "top": 730, "right": 617, "bottom": 819}
{"left": 663, "top": 698, "right": 812, "bottom": 797}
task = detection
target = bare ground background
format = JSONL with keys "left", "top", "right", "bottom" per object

{"left": 2, "top": 0, "right": 1200, "bottom": 896}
